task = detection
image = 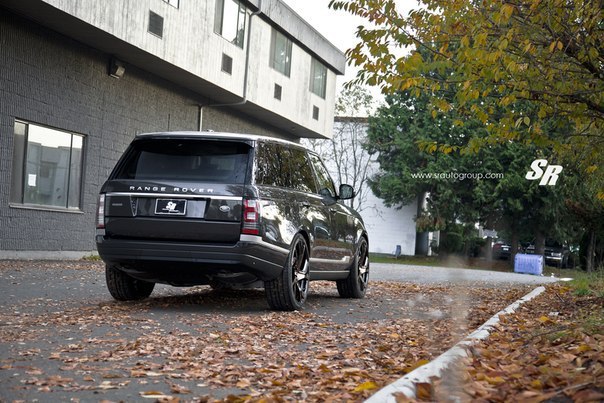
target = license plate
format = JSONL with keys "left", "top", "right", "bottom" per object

{"left": 155, "top": 199, "right": 187, "bottom": 216}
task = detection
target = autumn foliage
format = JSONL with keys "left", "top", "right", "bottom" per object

{"left": 330, "top": 0, "right": 603, "bottom": 195}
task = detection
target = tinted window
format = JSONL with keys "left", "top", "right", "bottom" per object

{"left": 115, "top": 139, "right": 250, "bottom": 184}
{"left": 309, "top": 153, "right": 336, "bottom": 198}
{"left": 256, "top": 143, "right": 290, "bottom": 187}
{"left": 289, "top": 147, "right": 317, "bottom": 193}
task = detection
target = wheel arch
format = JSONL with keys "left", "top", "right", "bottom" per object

{"left": 296, "top": 229, "right": 312, "bottom": 253}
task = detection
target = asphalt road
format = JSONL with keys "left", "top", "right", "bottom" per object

{"left": 0, "top": 260, "right": 560, "bottom": 401}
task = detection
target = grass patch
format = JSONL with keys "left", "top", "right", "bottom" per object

{"left": 569, "top": 270, "right": 604, "bottom": 297}
{"left": 567, "top": 269, "right": 604, "bottom": 336}
{"left": 581, "top": 311, "right": 604, "bottom": 335}
{"left": 81, "top": 254, "right": 101, "bottom": 261}
{"left": 369, "top": 253, "right": 440, "bottom": 266}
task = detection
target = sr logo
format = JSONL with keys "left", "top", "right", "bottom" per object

{"left": 525, "top": 159, "right": 563, "bottom": 186}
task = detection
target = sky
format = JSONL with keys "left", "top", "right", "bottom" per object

{"left": 281, "top": 0, "right": 417, "bottom": 108}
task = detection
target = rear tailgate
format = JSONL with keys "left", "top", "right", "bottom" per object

{"left": 101, "top": 138, "right": 252, "bottom": 243}
{"left": 104, "top": 182, "right": 244, "bottom": 243}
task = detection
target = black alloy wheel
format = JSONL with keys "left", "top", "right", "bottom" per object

{"left": 265, "top": 233, "right": 310, "bottom": 311}
{"left": 337, "top": 237, "right": 369, "bottom": 298}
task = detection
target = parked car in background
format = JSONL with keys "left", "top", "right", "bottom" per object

{"left": 96, "top": 132, "right": 369, "bottom": 311}
{"left": 492, "top": 240, "right": 512, "bottom": 260}
{"left": 525, "top": 240, "right": 571, "bottom": 268}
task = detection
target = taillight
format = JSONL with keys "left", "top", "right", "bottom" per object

{"left": 242, "top": 199, "right": 260, "bottom": 235}
{"left": 96, "top": 194, "right": 105, "bottom": 229}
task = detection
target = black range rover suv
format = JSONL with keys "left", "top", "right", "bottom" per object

{"left": 96, "top": 132, "right": 369, "bottom": 310}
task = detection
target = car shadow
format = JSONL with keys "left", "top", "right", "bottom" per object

{"left": 105, "top": 285, "right": 358, "bottom": 316}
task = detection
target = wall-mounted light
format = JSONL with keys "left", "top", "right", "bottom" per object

{"left": 108, "top": 58, "right": 125, "bottom": 79}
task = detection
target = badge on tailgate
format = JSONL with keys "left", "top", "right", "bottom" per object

{"left": 155, "top": 199, "right": 187, "bottom": 215}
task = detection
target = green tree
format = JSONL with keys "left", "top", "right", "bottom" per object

{"left": 329, "top": 0, "right": 603, "bottom": 196}
{"left": 367, "top": 89, "right": 580, "bottom": 262}
{"left": 366, "top": 90, "right": 504, "bottom": 256}
{"left": 563, "top": 170, "right": 604, "bottom": 271}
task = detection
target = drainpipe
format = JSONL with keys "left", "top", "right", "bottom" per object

{"left": 198, "top": 0, "right": 262, "bottom": 130}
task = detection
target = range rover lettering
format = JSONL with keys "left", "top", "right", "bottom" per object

{"left": 96, "top": 132, "right": 369, "bottom": 310}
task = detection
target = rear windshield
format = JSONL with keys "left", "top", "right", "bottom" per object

{"left": 114, "top": 139, "right": 251, "bottom": 184}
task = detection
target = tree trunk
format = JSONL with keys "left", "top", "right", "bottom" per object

{"left": 586, "top": 227, "right": 596, "bottom": 273}
{"left": 415, "top": 192, "right": 430, "bottom": 256}
{"left": 510, "top": 229, "right": 520, "bottom": 267}
{"left": 485, "top": 236, "right": 493, "bottom": 261}
{"left": 484, "top": 217, "right": 494, "bottom": 262}
{"left": 436, "top": 231, "right": 447, "bottom": 258}
{"left": 535, "top": 231, "right": 546, "bottom": 256}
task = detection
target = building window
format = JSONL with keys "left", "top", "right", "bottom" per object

{"left": 148, "top": 11, "right": 164, "bottom": 38}
{"left": 214, "top": 0, "right": 247, "bottom": 48}
{"left": 10, "top": 121, "right": 84, "bottom": 210}
{"left": 163, "top": 0, "right": 179, "bottom": 8}
{"left": 270, "top": 29, "right": 292, "bottom": 77}
{"left": 312, "top": 105, "right": 320, "bottom": 120}
{"left": 310, "top": 58, "right": 327, "bottom": 98}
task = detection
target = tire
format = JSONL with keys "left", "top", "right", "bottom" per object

{"left": 105, "top": 264, "right": 155, "bottom": 301}
{"left": 337, "top": 237, "right": 369, "bottom": 298}
{"left": 265, "top": 234, "right": 310, "bottom": 311}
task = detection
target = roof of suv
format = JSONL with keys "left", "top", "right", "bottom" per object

{"left": 136, "top": 131, "right": 306, "bottom": 149}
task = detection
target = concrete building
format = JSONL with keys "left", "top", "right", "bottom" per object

{"left": 0, "top": 0, "right": 345, "bottom": 258}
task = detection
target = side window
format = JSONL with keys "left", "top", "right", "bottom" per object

{"left": 289, "top": 147, "right": 317, "bottom": 193}
{"left": 255, "top": 142, "right": 290, "bottom": 188}
{"left": 309, "top": 153, "right": 336, "bottom": 198}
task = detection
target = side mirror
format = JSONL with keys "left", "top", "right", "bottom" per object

{"left": 339, "top": 184, "right": 355, "bottom": 200}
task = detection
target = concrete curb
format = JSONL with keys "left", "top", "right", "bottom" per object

{"left": 366, "top": 286, "right": 547, "bottom": 402}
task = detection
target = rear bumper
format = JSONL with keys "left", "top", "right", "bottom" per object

{"left": 96, "top": 234, "right": 288, "bottom": 285}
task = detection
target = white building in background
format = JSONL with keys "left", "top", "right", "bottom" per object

{"left": 305, "top": 117, "right": 418, "bottom": 256}
{"left": 362, "top": 189, "right": 418, "bottom": 256}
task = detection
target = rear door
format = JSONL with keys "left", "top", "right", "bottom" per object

{"left": 101, "top": 137, "right": 251, "bottom": 243}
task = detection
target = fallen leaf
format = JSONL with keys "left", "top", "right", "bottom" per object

{"left": 415, "top": 382, "right": 433, "bottom": 400}
{"left": 353, "top": 381, "right": 378, "bottom": 392}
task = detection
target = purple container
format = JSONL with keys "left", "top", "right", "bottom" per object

{"left": 514, "top": 253, "right": 544, "bottom": 275}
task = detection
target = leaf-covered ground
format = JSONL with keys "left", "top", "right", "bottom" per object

{"left": 0, "top": 261, "right": 534, "bottom": 401}
{"left": 423, "top": 285, "right": 604, "bottom": 402}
